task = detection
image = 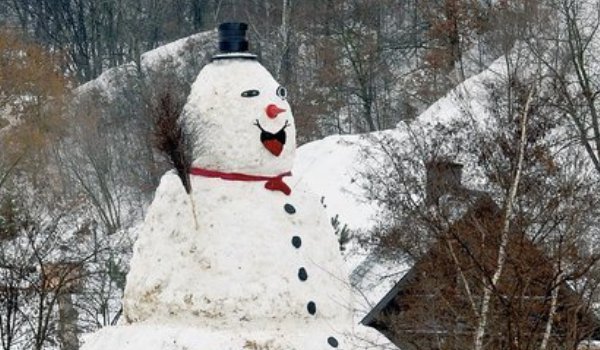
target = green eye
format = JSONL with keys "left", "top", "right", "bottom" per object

{"left": 241, "top": 89, "right": 260, "bottom": 97}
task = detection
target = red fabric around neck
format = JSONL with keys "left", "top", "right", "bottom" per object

{"left": 189, "top": 167, "right": 292, "bottom": 195}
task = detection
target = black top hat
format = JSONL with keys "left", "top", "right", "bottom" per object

{"left": 213, "top": 22, "right": 257, "bottom": 60}
{"left": 219, "top": 22, "right": 248, "bottom": 53}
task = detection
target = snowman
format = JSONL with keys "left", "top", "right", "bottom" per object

{"left": 81, "top": 23, "right": 354, "bottom": 350}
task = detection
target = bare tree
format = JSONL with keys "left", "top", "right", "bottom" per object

{"left": 473, "top": 84, "right": 535, "bottom": 350}
{"left": 0, "top": 192, "right": 105, "bottom": 350}
{"left": 524, "top": 0, "right": 600, "bottom": 176}
{"left": 359, "top": 39, "right": 600, "bottom": 349}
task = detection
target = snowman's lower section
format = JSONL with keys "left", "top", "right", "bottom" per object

{"left": 109, "top": 174, "right": 356, "bottom": 349}
{"left": 123, "top": 174, "right": 354, "bottom": 329}
{"left": 81, "top": 324, "right": 350, "bottom": 350}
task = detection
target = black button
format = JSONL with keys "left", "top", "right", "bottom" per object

{"left": 284, "top": 204, "right": 296, "bottom": 214}
{"left": 307, "top": 301, "right": 316, "bottom": 315}
{"left": 292, "top": 236, "right": 301, "bottom": 248}
{"left": 327, "top": 337, "right": 339, "bottom": 348}
{"left": 298, "top": 267, "right": 308, "bottom": 281}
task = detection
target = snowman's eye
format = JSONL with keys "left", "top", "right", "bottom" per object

{"left": 276, "top": 86, "right": 287, "bottom": 99}
{"left": 241, "top": 89, "right": 260, "bottom": 98}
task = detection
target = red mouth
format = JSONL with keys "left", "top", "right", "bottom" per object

{"left": 263, "top": 139, "right": 284, "bottom": 156}
{"left": 255, "top": 120, "right": 289, "bottom": 157}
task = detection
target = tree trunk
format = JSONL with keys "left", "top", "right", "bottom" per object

{"left": 57, "top": 293, "right": 79, "bottom": 350}
{"left": 190, "top": 0, "right": 204, "bottom": 30}
{"left": 540, "top": 271, "right": 562, "bottom": 350}
{"left": 473, "top": 86, "right": 534, "bottom": 350}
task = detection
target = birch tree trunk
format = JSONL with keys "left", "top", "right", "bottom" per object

{"left": 540, "top": 270, "right": 562, "bottom": 350}
{"left": 473, "top": 86, "right": 535, "bottom": 350}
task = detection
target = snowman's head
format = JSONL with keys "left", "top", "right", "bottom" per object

{"left": 182, "top": 24, "right": 296, "bottom": 176}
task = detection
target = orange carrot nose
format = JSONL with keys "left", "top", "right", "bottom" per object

{"left": 266, "top": 104, "right": 286, "bottom": 119}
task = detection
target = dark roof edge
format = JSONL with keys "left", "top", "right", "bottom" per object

{"left": 360, "top": 267, "right": 417, "bottom": 326}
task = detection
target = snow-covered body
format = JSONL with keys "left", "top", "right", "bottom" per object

{"left": 82, "top": 324, "right": 347, "bottom": 350}
{"left": 126, "top": 172, "right": 352, "bottom": 331}
{"left": 82, "top": 172, "right": 353, "bottom": 349}
{"left": 81, "top": 23, "right": 354, "bottom": 350}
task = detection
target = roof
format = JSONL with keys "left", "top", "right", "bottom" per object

{"left": 361, "top": 195, "right": 600, "bottom": 349}
{"left": 360, "top": 266, "right": 416, "bottom": 327}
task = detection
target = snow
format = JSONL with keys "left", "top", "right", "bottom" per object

{"left": 292, "top": 55, "right": 513, "bottom": 237}
{"left": 75, "top": 64, "right": 136, "bottom": 98}
{"left": 182, "top": 58, "right": 296, "bottom": 175}
{"left": 83, "top": 324, "right": 358, "bottom": 350}
{"left": 82, "top": 52, "right": 354, "bottom": 350}
{"left": 75, "top": 30, "right": 216, "bottom": 99}
{"left": 140, "top": 30, "right": 216, "bottom": 69}
{"left": 293, "top": 134, "right": 376, "bottom": 232}
{"left": 123, "top": 173, "right": 352, "bottom": 333}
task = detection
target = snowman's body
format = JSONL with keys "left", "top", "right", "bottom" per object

{"left": 81, "top": 26, "right": 354, "bottom": 350}
{"left": 112, "top": 173, "right": 353, "bottom": 349}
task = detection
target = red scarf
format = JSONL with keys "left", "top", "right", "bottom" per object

{"left": 189, "top": 167, "right": 292, "bottom": 195}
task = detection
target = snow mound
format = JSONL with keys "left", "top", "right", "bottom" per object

{"left": 293, "top": 55, "right": 511, "bottom": 237}
{"left": 75, "top": 30, "right": 216, "bottom": 98}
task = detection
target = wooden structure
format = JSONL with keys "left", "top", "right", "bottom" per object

{"left": 362, "top": 197, "right": 600, "bottom": 350}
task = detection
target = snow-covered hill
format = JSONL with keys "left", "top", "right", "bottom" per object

{"left": 76, "top": 30, "right": 216, "bottom": 99}
{"left": 294, "top": 49, "right": 600, "bottom": 349}
{"left": 294, "top": 56, "right": 507, "bottom": 234}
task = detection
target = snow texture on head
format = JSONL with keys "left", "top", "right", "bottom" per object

{"left": 182, "top": 59, "right": 296, "bottom": 175}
